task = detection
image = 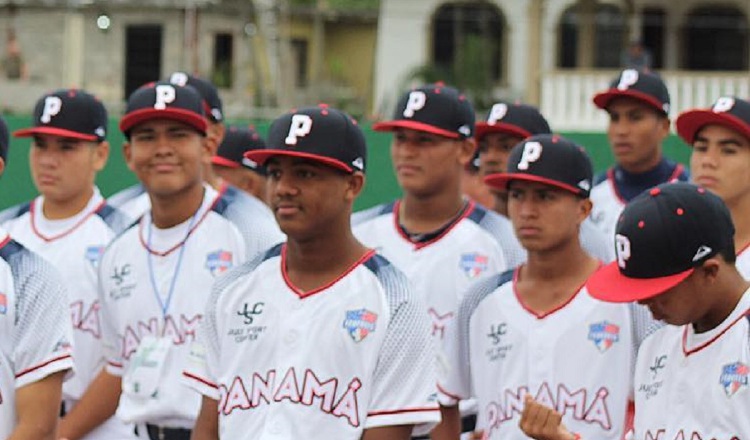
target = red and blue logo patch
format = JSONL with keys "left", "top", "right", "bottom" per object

{"left": 460, "top": 252, "right": 489, "bottom": 278}
{"left": 85, "top": 245, "right": 105, "bottom": 268}
{"left": 588, "top": 321, "right": 620, "bottom": 352}
{"left": 720, "top": 362, "right": 749, "bottom": 397}
{"left": 343, "top": 308, "right": 378, "bottom": 342}
{"left": 0, "top": 292, "right": 6, "bottom": 314}
{"left": 206, "top": 250, "right": 233, "bottom": 276}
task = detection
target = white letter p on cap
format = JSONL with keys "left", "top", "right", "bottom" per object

{"left": 40, "top": 96, "right": 62, "bottom": 124}
{"left": 285, "top": 114, "right": 313, "bottom": 145}
{"left": 154, "top": 85, "right": 176, "bottom": 110}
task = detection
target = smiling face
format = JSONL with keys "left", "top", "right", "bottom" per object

{"left": 29, "top": 134, "right": 108, "bottom": 205}
{"left": 265, "top": 155, "right": 363, "bottom": 241}
{"left": 507, "top": 180, "right": 591, "bottom": 252}
{"left": 606, "top": 97, "right": 670, "bottom": 173}
{"left": 690, "top": 124, "right": 750, "bottom": 208}
{"left": 390, "top": 128, "right": 474, "bottom": 199}
{"left": 124, "top": 119, "right": 209, "bottom": 199}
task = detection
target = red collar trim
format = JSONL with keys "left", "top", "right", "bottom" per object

{"left": 30, "top": 197, "right": 107, "bottom": 243}
{"left": 393, "top": 199, "right": 475, "bottom": 250}
{"left": 512, "top": 264, "right": 594, "bottom": 319}
{"left": 281, "top": 245, "right": 377, "bottom": 299}
{"left": 682, "top": 308, "right": 750, "bottom": 357}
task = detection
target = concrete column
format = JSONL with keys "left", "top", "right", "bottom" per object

{"left": 577, "top": 0, "right": 595, "bottom": 68}
{"left": 526, "top": 0, "right": 544, "bottom": 104}
{"left": 62, "top": 11, "right": 85, "bottom": 87}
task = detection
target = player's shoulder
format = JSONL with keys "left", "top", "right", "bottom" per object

{"left": 211, "top": 184, "right": 277, "bottom": 226}
{"left": 463, "top": 202, "right": 514, "bottom": 239}
{"left": 95, "top": 202, "right": 137, "bottom": 235}
{"left": 352, "top": 201, "right": 397, "bottom": 227}
{"left": 211, "top": 243, "right": 284, "bottom": 299}
{"left": 593, "top": 168, "right": 611, "bottom": 187}
{"left": 107, "top": 183, "right": 146, "bottom": 208}
{"left": 0, "top": 236, "right": 65, "bottom": 290}
{"left": 101, "top": 217, "right": 140, "bottom": 256}
{"left": 458, "top": 269, "right": 514, "bottom": 320}
{"left": 670, "top": 161, "right": 690, "bottom": 182}
{"left": 0, "top": 200, "right": 32, "bottom": 225}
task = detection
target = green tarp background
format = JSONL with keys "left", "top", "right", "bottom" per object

{"left": 0, "top": 114, "right": 692, "bottom": 211}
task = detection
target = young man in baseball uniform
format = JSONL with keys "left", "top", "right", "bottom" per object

{"left": 677, "top": 96, "right": 750, "bottom": 276}
{"left": 352, "top": 83, "right": 515, "bottom": 437}
{"left": 438, "top": 135, "right": 654, "bottom": 440}
{"left": 1, "top": 89, "right": 135, "bottom": 439}
{"left": 589, "top": 69, "right": 689, "bottom": 238}
{"left": 211, "top": 125, "right": 268, "bottom": 204}
{"left": 0, "top": 116, "right": 75, "bottom": 439}
{"left": 184, "top": 105, "right": 439, "bottom": 440}
{"left": 521, "top": 181, "right": 750, "bottom": 439}
{"left": 62, "top": 81, "right": 283, "bottom": 440}
{"left": 475, "top": 102, "right": 613, "bottom": 264}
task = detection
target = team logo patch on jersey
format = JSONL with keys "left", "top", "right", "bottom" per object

{"left": 720, "top": 362, "right": 749, "bottom": 397}
{"left": 588, "top": 321, "right": 620, "bottom": 352}
{"left": 0, "top": 292, "right": 6, "bottom": 314}
{"left": 459, "top": 253, "right": 489, "bottom": 278}
{"left": 343, "top": 309, "right": 377, "bottom": 342}
{"left": 205, "top": 250, "right": 233, "bottom": 276}
{"left": 85, "top": 245, "right": 105, "bottom": 267}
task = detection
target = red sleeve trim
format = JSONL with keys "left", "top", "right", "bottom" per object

{"left": 107, "top": 360, "right": 123, "bottom": 368}
{"left": 182, "top": 371, "right": 218, "bottom": 389}
{"left": 436, "top": 383, "right": 463, "bottom": 401}
{"left": 367, "top": 405, "right": 440, "bottom": 417}
{"left": 15, "top": 354, "right": 72, "bottom": 379}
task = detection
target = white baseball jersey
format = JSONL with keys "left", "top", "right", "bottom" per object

{"left": 0, "top": 228, "right": 74, "bottom": 439}
{"left": 99, "top": 184, "right": 284, "bottom": 428}
{"left": 632, "top": 289, "right": 750, "bottom": 439}
{"left": 590, "top": 166, "right": 688, "bottom": 239}
{"left": 438, "top": 269, "right": 657, "bottom": 440}
{"left": 107, "top": 183, "right": 150, "bottom": 221}
{"left": 0, "top": 188, "right": 135, "bottom": 439}
{"left": 183, "top": 245, "right": 440, "bottom": 439}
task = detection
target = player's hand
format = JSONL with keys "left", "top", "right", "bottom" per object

{"left": 519, "top": 395, "right": 576, "bottom": 440}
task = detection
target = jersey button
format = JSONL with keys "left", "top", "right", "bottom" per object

{"left": 284, "top": 330, "right": 299, "bottom": 344}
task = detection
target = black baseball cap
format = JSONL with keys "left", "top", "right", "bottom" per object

{"left": 475, "top": 102, "right": 551, "bottom": 141}
{"left": 593, "top": 69, "right": 670, "bottom": 115}
{"left": 0, "top": 116, "right": 8, "bottom": 162}
{"left": 168, "top": 72, "right": 224, "bottom": 123}
{"left": 484, "top": 134, "right": 593, "bottom": 197}
{"left": 676, "top": 96, "right": 750, "bottom": 144}
{"left": 14, "top": 89, "right": 108, "bottom": 142}
{"left": 373, "top": 83, "right": 475, "bottom": 139}
{"left": 245, "top": 105, "right": 366, "bottom": 174}
{"left": 120, "top": 81, "right": 207, "bottom": 136}
{"left": 588, "top": 182, "right": 734, "bottom": 302}
{"left": 213, "top": 125, "right": 267, "bottom": 174}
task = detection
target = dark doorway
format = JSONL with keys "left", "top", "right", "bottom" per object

{"left": 125, "top": 25, "right": 163, "bottom": 98}
{"left": 684, "top": 6, "right": 748, "bottom": 70}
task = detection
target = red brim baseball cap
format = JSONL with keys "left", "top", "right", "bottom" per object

{"left": 474, "top": 122, "right": 530, "bottom": 141}
{"left": 120, "top": 108, "right": 207, "bottom": 135}
{"left": 676, "top": 97, "right": 750, "bottom": 144}
{"left": 120, "top": 81, "right": 208, "bottom": 136}
{"left": 211, "top": 156, "right": 240, "bottom": 168}
{"left": 593, "top": 69, "right": 670, "bottom": 115}
{"left": 587, "top": 262, "right": 694, "bottom": 303}
{"left": 245, "top": 149, "right": 354, "bottom": 173}
{"left": 372, "top": 120, "right": 460, "bottom": 139}
{"left": 14, "top": 126, "right": 98, "bottom": 141}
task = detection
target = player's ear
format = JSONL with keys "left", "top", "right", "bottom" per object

{"left": 457, "top": 138, "right": 476, "bottom": 166}
{"left": 92, "top": 140, "right": 110, "bottom": 172}
{"left": 577, "top": 197, "right": 593, "bottom": 223}
{"left": 0, "top": 157, "right": 6, "bottom": 177}
{"left": 122, "top": 141, "right": 135, "bottom": 172}
{"left": 698, "top": 257, "right": 720, "bottom": 283}
{"left": 344, "top": 171, "right": 365, "bottom": 201}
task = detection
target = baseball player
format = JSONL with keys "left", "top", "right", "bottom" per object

{"left": 0, "top": 89, "right": 135, "bottom": 439}
{"left": 438, "top": 134, "right": 654, "bottom": 440}
{"left": 353, "top": 83, "right": 516, "bottom": 438}
{"left": 211, "top": 125, "right": 268, "bottom": 204}
{"left": 108, "top": 72, "right": 228, "bottom": 221}
{"left": 475, "top": 101, "right": 613, "bottom": 263}
{"left": 521, "top": 182, "right": 750, "bottom": 439}
{"left": 65, "top": 81, "right": 284, "bottom": 440}
{"left": 184, "top": 105, "right": 439, "bottom": 440}
{"left": 0, "top": 116, "right": 75, "bottom": 439}
{"left": 676, "top": 96, "right": 750, "bottom": 276}
{"left": 589, "top": 68, "right": 689, "bottom": 238}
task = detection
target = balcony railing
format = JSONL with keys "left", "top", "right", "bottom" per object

{"left": 541, "top": 69, "right": 750, "bottom": 131}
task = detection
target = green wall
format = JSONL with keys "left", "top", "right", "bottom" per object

{"left": 0, "top": 114, "right": 692, "bottom": 212}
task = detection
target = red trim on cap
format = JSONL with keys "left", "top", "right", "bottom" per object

{"left": 483, "top": 172, "right": 584, "bottom": 195}
{"left": 119, "top": 108, "right": 208, "bottom": 134}
{"left": 244, "top": 149, "right": 354, "bottom": 173}
{"left": 593, "top": 89, "right": 667, "bottom": 114}
{"left": 474, "top": 122, "right": 531, "bottom": 141}
{"left": 13, "top": 126, "right": 98, "bottom": 141}
{"left": 211, "top": 156, "right": 241, "bottom": 168}
{"left": 676, "top": 109, "right": 750, "bottom": 145}
{"left": 586, "top": 261, "right": 694, "bottom": 303}
{"left": 372, "top": 120, "right": 461, "bottom": 139}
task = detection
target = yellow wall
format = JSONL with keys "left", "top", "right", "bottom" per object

{"left": 325, "top": 22, "right": 377, "bottom": 110}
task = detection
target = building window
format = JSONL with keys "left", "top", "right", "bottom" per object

{"left": 213, "top": 33, "right": 233, "bottom": 88}
{"left": 642, "top": 7, "right": 665, "bottom": 69}
{"left": 290, "top": 38, "right": 308, "bottom": 87}
{"left": 431, "top": 2, "right": 504, "bottom": 92}
{"left": 683, "top": 6, "right": 748, "bottom": 71}
{"left": 557, "top": 3, "right": 626, "bottom": 68}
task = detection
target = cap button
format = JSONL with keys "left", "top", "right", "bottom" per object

{"left": 638, "top": 220, "right": 645, "bottom": 229}
{"left": 649, "top": 188, "right": 661, "bottom": 196}
{"left": 676, "top": 208, "right": 684, "bottom": 215}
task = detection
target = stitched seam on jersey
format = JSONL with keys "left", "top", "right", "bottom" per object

{"left": 393, "top": 199, "right": 476, "bottom": 250}
{"left": 182, "top": 371, "right": 218, "bottom": 389}
{"left": 682, "top": 307, "right": 750, "bottom": 356}
{"left": 15, "top": 353, "right": 72, "bottom": 378}
{"left": 281, "top": 245, "right": 377, "bottom": 299}
{"left": 367, "top": 406, "right": 440, "bottom": 416}
{"left": 436, "top": 382, "right": 462, "bottom": 401}
{"left": 30, "top": 198, "right": 107, "bottom": 243}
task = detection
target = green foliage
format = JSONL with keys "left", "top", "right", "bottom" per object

{"left": 289, "top": 0, "right": 379, "bottom": 11}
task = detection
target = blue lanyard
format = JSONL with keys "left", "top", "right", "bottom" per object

{"left": 146, "top": 209, "right": 199, "bottom": 318}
